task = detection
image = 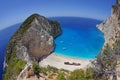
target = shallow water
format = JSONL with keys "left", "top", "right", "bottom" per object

{"left": 50, "top": 17, "right": 104, "bottom": 59}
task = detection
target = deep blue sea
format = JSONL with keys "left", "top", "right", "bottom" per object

{"left": 0, "top": 17, "right": 104, "bottom": 79}
{"left": 0, "top": 23, "right": 21, "bottom": 80}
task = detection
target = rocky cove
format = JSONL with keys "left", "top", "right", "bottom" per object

{"left": 2, "top": 0, "right": 120, "bottom": 80}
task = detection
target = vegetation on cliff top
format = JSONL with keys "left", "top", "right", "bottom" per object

{"left": 31, "top": 65, "right": 93, "bottom": 80}
{"left": 3, "top": 49, "right": 26, "bottom": 80}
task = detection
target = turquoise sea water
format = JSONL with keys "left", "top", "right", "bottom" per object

{"left": 50, "top": 17, "right": 104, "bottom": 59}
{"left": 0, "top": 17, "right": 104, "bottom": 79}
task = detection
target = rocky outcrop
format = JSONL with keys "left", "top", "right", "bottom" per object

{"left": 3, "top": 14, "right": 61, "bottom": 80}
{"left": 94, "top": 0, "right": 120, "bottom": 80}
{"left": 5, "top": 14, "right": 61, "bottom": 63}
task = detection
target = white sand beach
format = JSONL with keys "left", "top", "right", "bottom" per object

{"left": 39, "top": 53, "right": 92, "bottom": 71}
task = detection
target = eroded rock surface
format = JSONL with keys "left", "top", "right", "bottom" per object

{"left": 6, "top": 14, "right": 61, "bottom": 63}
{"left": 94, "top": 0, "right": 120, "bottom": 80}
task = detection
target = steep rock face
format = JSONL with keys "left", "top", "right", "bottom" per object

{"left": 97, "top": 0, "right": 120, "bottom": 47}
{"left": 94, "top": 0, "right": 120, "bottom": 80}
{"left": 5, "top": 13, "right": 62, "bottom": 63}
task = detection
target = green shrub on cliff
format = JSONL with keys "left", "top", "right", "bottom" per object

{"left": 40, "top": 67, "right": 48, "bottom": 75}
{"left": 3, "top": 49, "right": 26, "bottom": 80}
{"left": 47, "top": 65, "right": 58, "bottom": 73}
{"left": 57, "top": 72, "right": 66, "bottom": 80}
{"left": 32, "top": 62, "right": 40, "bottom": 75}
{"left": 3, "top": 58, "right": 26, "bottom": 80}
{"left": 86, "top": 67, "right": 94, "bottom": 79}
{"left": 68, "top": 69, "right": 85, "bottom": 80}
{"left": 68, "top": 68, "right": 93, "bottom": 80}
{"left": 103, "top": 43, "right": 111, "bottom": 55}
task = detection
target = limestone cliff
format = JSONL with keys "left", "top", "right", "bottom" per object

{"left": 94, "top": 0, "right": 120, "bottom": 80}
{"left": 3, "top": 14, "right": 61, "bottom": 80}
{"left": 6, "top": 14, "right": 61, "bottom": 63}
{"left": 97, "top": 0, "right": 120, "bottom": 47}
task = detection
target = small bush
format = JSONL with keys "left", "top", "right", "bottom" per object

{"left": 86, "top": 67, "right": 94, "bottom": 79}
{"left": 47, "top": 65, "right": 58, "bottom": 73}
{"left": 3, "top": 58, "right": 26, "bottom": 80}
{"left": 32, "top": 62, "right": 40, "bottom": 75}
{"left": 68, "top": 69, "right": 86, "bottom": 80}
{"left": 3, "top": 49, "right": 26, "bottom": 80}
{"left": 40, "top": 67, "right": 48, "bottom": 75}
{"left": 57, "top": 72, "right": 66, "bottom": 80}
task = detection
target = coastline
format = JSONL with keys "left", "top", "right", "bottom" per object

{"left": 53, "top": 52, "right": 94, "bottom": 60}
{"left": 39, "top": 53, "right": 92, "bottom": 71}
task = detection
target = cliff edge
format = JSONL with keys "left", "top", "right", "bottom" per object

{"left": 94, "top": 0, "right": 120, "bottom": 80}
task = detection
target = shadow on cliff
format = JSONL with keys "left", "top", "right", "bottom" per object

{"left": 0, "top": 23, "right": 21, "bottom": 79}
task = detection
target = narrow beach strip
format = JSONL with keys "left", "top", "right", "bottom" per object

{"left": 39, "top": 53, "right": 92, "bottom": 71}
